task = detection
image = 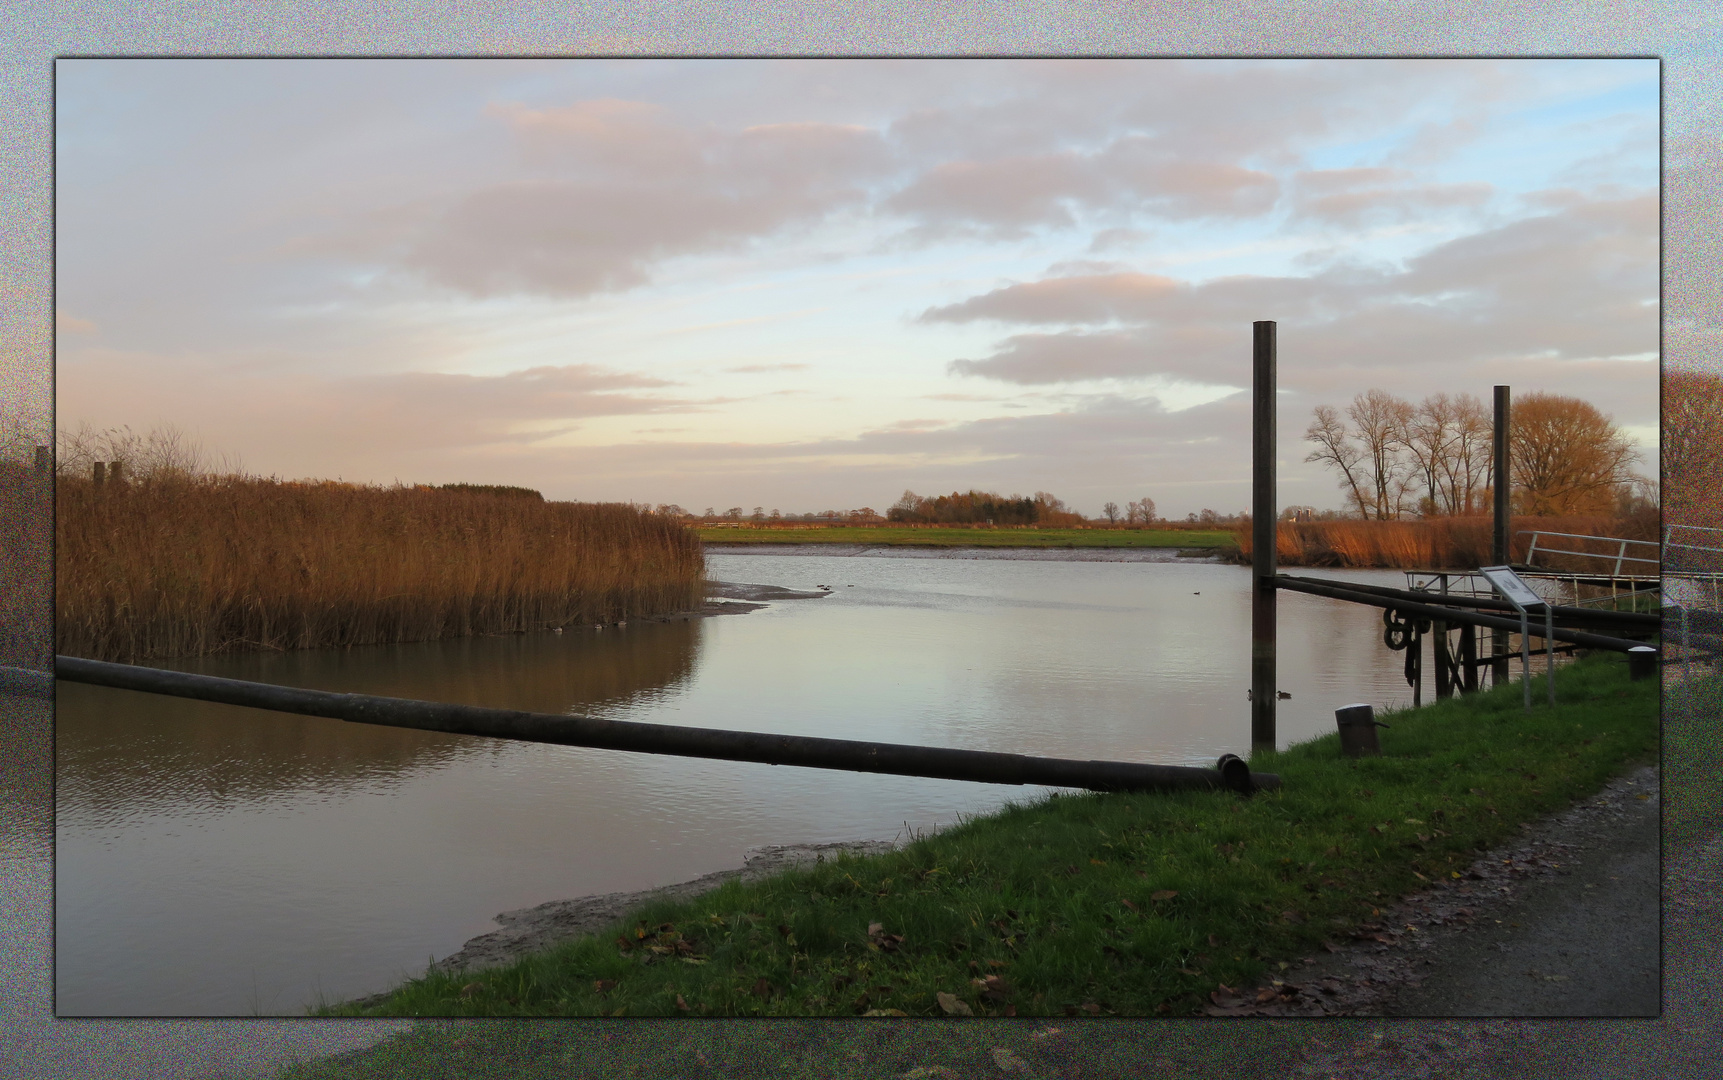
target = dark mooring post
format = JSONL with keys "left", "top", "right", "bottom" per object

{"left": 1251, "top": 321, "right": 1277, "bottom": 751}
{"left": 1491, "top": 385, "right": 1511, "bottom": 687}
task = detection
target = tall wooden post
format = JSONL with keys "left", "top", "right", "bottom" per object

{"left": 1491, "top": 386, "right": 1511, "bottom": 686}
{"left": 1251, "top": 321, "right": 1277, "bottom": 751}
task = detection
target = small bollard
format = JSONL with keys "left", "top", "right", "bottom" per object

{"left": 1335, "top": 703, "right": 1389, "bottom": 758}
{"left": 1628, "top": 646, "right": 1657, "bottom": 681}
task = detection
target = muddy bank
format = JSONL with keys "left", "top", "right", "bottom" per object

{"left": 619, "top": 580, "right": 832, "bottom": 622}
{"left": 342, "top": 840, "right": 906, "bottom": 1009}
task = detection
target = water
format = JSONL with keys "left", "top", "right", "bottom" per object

{"left": 53, "top": 551, "right": 1415, "bottom": 1015}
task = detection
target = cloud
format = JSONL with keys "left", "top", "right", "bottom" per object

{"left": 382, "top": 100, "right": 896, "bottom": 298}
{"left": 58, "top": 356, "right": 691, "bottom": 459}
{"left": 926, "top": 192, "right": 1656, "bottom": 395}
{"left": 724, "top": 362, "right": 812, "bottom": 374}
{"left": 1288, "top": 168, "right": 1494, "bottom": 228}
{"left": 55, "top": 311, "right": 99, "bottom": 335}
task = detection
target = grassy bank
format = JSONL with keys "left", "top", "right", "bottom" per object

{"left": 315, "top": 651, "right": 1654, "bottom": 1023}
{"left": 697, "top": 525, "right": 1234, "bottom": 550}
{"left": 1235, "top": 514, "right": 1658, "bottom": 570}
{"left": 1666, "top": 669, "right": 1723, "bottom": 850}
{"left": 57, "top": 476, "right": 704, "bottom": 663}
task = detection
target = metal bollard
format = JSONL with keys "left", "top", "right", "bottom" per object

{"left": 1335, "top": 703, "right": 1389, "bottom": 758}
{"left": 1627, "top": 646, "right": 1657, "bottom": 681}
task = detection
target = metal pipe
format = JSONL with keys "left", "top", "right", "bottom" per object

{"left": 0, "top": 664, "right": 53, "bottom": 697}
{"left": 1272, "top": 576, "right": 1656, "bottom": 653}
{"left": 1277, "top": 574, "right": 1660, "bottom": 629}
{"left": 1251, "top": 319, "right": 1277, "bottom": 752}
{"left": 54, "top": 656, "right": 1281, "bottom": 794}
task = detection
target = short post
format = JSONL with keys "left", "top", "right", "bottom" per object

{"left": 1627, "top": 646, "right": 1656, "bottom": 681}
{"left": 34, "top": 445, "right": 49, "bottom": 474}
{"left": 93, "top": 461, "right": 105, "bottom": 486}
{"left": 1335, "top": 704, "right": 1385, "bottom": 758}
{"left": 110, "top": 461, "right": 123, "bottom": 486}
{"left": 1251, "top": 320, "right": 1277, "bottom": 752}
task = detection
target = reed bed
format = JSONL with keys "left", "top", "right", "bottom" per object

{"left": 1235, "top": 515, "right": 1657, "bottom": 570}
{"left": 0, "top": 461, "right": 52, "bottom": 669}
{"left": 57, "top": 476, "right": 705, "bottom": 663}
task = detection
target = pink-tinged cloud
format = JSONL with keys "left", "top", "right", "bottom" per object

{"left": 883, "top": 154, "right": 1110, "bottom": 237}
{"left": 58, "top": 356, "right": 693, "bottom": 460}
{"left": 1292, "top": 179, "right": 1495, "bottom": 228}
{"left": 927, "top": 192, "right": 1655, "bottom": 388}
{"left": 395, "top": 101, "right": 894, "bottom": 298}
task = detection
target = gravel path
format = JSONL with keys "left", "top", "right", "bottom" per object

{"left": 1208, "top": 763, "right": 1661, "bottom": 1020}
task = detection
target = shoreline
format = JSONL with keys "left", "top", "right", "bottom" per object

{"left": 705, "top": 543, "right": 1227, "bottom": 562}
{"left": 342, "top": 762, "right": 1658, "bottom": 1017}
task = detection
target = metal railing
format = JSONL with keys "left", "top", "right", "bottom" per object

{"left": 1520, "top": 530, "right": 1660, "bottom": 578}
{"left": 1663, "top": 526, "right": 1723, "bottom": 689}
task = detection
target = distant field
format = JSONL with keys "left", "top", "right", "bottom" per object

{"left": 694, "top": 525, "right": 1235, "bottom": 549}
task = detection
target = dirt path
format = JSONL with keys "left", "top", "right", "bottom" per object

{"left": 1208, "top": 763, "right": 1661, "bottom": 1020}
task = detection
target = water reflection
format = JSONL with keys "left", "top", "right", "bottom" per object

{"left": 58, "top": 620, "right": 703, "bottom": 824}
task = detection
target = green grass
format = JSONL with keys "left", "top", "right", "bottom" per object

{"left": 696, "top": 526, "right": 1235, "bottom": 550}
{"left": 273, "top": 1016, "right": 1325, "bottom": 1080}
{"left": 1666, "top": 666, "right": 1723, "bottom": 849}
{"left": 313, "top": 652, "right": 1654, "bottom": 1023}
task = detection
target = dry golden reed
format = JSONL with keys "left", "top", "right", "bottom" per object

{"left": 1235, "top": 514, "right": 1657, "bottom": 571}
{"left": 57, "top": 475, "right": 705, "bottom": 663}
{"left": 0, "top": 461, "right": 52, "bottom": 669}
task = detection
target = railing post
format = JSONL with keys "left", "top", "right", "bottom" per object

{"left": 93, "top": 461, "right": 105, "bottom": 487}
{"left": 1251, "top": 320, "right": 1277, "bottom": 752}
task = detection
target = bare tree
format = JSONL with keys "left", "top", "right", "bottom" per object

{"left": 1444, "top": 392, "right": 1493, "bottom": 516}
{"left": 1304, "top": 403, "right": 1373, "bottom": 518}
{"left": 1509, "top": 392, "right": 1641, "bottom": 515}
{"left": 1102, "top": 501, "right": 1120, "bottom": 524}
{"left": 1349, "top": 389, "right": 1417, "bottom": 519}
{"left": 1126, "top": 496, "right": 1156, "bottom": 524}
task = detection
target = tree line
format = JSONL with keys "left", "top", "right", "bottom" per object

{"left": 886, "top": 489, "right": 1090, "bottom": 527}
{"left": 1304, "top": 389, "right": 1649, "bottom": 520}
{"left": 1665, "top": 369, "right": 1723, "bottom": 529}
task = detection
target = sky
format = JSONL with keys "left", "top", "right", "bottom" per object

{"left": 53, "top": 58, "right": 1660, "bottom": 518}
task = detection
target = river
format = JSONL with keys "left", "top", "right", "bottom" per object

{"left": 52, "top": 549, "right": 1416, "bottom": 1015}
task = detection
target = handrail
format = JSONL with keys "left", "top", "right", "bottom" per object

{"left": 51, "top": 656, "right": 1280, "bottom": 795}
{"left": 1518, "top": 530, "right": 1659, "bottom": 577}
{"left": 1279, "top": 574, "right": 1661, "bottom": 628}
{"left": 1273, "top": 576, "right": 1657, "bottom": 653}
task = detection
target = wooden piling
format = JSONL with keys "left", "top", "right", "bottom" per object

{"left": 1251, "top": 320, "right": 1276, "bottom": 751}
{"left": 1491, "top": 386, "right": 1511, "bottom": 687}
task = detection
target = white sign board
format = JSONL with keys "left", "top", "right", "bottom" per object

{"left": 1479, "top": 565, "right": 1547, "bottom": 610}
